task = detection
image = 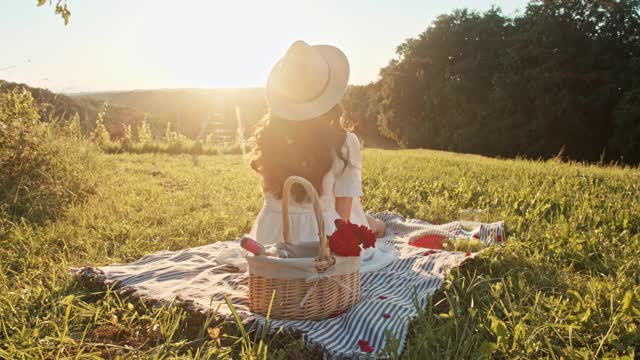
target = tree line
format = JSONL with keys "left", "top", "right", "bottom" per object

{"left": 341, "top": 0, "right": 640, "bottom": 163}
{"left": 14, "top": 0, "right": 640, "bottom": 163}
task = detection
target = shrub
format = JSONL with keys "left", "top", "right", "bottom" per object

{"left": 90, "top": 102, "right": 111, "bottom": 147}
{"left": 220, "top": 142, "right": 243, "bottom": 155}
{"left": 121, "top": 123, "right": 133, "bottom": 149}
{"left": 136, "top": 115, "right": 153, "bottom": 145}
{"left": 0, "top": 89, "right": 101, "bottom": 229}
{"left": 191, "top": 140, "right": 203, "bottom": 154}
{"left": 66, "top": 112, "right": 83, "bottom": 140}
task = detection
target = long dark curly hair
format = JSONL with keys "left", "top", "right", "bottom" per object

{"left": 250, "top": 104, "right": 350, "bottom": 202}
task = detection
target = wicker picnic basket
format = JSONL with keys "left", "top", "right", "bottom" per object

{"left": 247, "top": 176, "right": 361, "bottom": 320}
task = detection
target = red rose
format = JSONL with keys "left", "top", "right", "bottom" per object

{"left": 355, "top": 224, "right": 376, "bottom": 249}
{"left": 329, "top": 219, "right": 376, "bottom": 256}
{"left": 358, "top": 340, "right": 374, "bottom": 353}
{"left": 329, "top": 222, "right": 361, "bottom": 257}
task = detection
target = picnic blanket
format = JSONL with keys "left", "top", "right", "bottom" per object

{"left": 72, "top": 212, "right": 504, "bottom": 358}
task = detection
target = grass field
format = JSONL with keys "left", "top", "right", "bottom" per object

{"left": 1, "top": 149, "right": 639, "bottom": 359}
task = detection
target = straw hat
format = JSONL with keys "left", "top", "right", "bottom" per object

{"left": 266, "top": 40, "right": 350, "bottom": 121}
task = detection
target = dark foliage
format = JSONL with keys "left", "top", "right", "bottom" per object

{"left": 342, "top": 0, "right": 640, "bottom": 163}
{"left": 0, "top": 89, "right": 99, "bottom": 228}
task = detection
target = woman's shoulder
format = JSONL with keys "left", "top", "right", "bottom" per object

{"left": 341, "top": 132, "right": 361, "bottom": 154}
{"left": 345, "top": 131, "right": 360, "bottom": 145}
{"left": 339, "top": 132, "right": 362, "bottom": 167}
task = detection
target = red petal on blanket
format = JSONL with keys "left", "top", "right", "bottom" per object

{"left": 378, "top": 295, "right": 388, "bottom": 300}
{"left": 411, "top": 234, "right": 446, "bottom": 249}
{"left": 465, "top": 252, "right": 471, "bottom": 257}
{"left": 329, "top": 309, "right": 348, "bottom": 318}
{"left": 358, "top": 340, "right": 374, "bottom": 353}
{"left": 473, "top": 225, "right": 484, "bottom": 239}
{"left": 383, "top": 313, "right": 390, "bottom": 319}
{"left": 423, "top": 250, "right": 437, "bottom": 256}
{"left": 496, "top": 235, "right": 503, "bottom": 242}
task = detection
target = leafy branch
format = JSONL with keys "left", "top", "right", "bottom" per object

{"left": 37, "top": 0, "right": 71, "bottom": 25}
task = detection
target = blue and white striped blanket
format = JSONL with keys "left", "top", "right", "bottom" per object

{"left": 73, "top": 212, "right": 504, "bottom": 358}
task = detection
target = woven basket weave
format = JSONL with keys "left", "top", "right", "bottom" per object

{"left": 247, "top": 176, "right": 361, "bottom": 320}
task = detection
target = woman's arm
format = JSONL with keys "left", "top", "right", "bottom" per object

{"left": 366, "top": 213, "right": 387, "bottom": 238}
{"left": 335, "top": 197, "right": 353, "bottom": 221}
{"left": 336, "top": 198, "right": 386, "bottom": 238}
{"left": 334, "top": 133, "right": 361, "bottom": 222}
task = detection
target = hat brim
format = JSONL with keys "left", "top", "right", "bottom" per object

{"left": 266, "top": 45, "right": 350, "bottom": 121}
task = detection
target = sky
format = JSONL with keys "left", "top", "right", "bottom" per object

{"left": 1, "top": 0, "right": 528, "bottom": 93}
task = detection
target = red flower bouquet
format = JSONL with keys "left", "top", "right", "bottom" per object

{"left": 328, "top": 219, "right": 376, "bottom": 257}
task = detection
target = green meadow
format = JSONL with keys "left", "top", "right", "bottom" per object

{"left": 1, "top": 149, "right": 639, "bottom": 358}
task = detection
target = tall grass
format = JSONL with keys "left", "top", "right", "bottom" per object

{"left": 100, "top": 140, "right": 244, "bottom": 156}
{"left": 88, "top": 109, "right": 245, "bottom": 156}
{"left": 361, "top": 150, "right": 640, "bottom": 359}
{"left": 0, "top": 93, "right": 638, "bottom": 358}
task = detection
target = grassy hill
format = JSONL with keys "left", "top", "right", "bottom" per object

{"left": 0, "top": 81, "right": 266, "bottom": 143}
{"left": 1, "top": 149, "right": 638, "bottom": 358}
{"left": 1, "top": 82, "right": 395, "bottom": 150}
{"left": 80, "top": 88, "right": 268, "bottom": 140}
{"left": 0, "top": 80, "right": 146, "bottom": 138}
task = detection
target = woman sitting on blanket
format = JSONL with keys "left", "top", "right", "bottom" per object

{"left": 247, "top": 40, "right": 391, "bottom": 266}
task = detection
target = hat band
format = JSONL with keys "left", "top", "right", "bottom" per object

{"left": 281, "top": 61, "right": 332, "bottom": 104}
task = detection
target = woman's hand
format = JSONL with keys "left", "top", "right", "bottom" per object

{"left": 366, "top": 214, "right": 387, "bottom": 238}
{"left": 335, "top": 197, "right": 353, "bottom": 221}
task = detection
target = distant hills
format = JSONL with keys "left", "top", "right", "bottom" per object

{"left": 81, "top": 88, "right": 267, "bottom": 140}
{"left": 0, "top": 81, "right": 268, "bottom": 141}
{"left": 1, "top": 80, "right": 394, "bottom": 148}
{"left": 0, "top": 80, "right": 146, "bottom": 139}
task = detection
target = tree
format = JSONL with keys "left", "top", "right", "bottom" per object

{"left": 367, "top": 1, "right": 640, "bottom": 163}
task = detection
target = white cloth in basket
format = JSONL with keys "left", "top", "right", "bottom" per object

{"left": 247, "top": 132, "right": 397, "bottom": 273}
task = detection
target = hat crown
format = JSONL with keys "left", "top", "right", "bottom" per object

{"left": 266, "top": 40, "right": 349, "bottom": 121}
{"left": 271, "top": 41, "right": 330, "bottom": 103}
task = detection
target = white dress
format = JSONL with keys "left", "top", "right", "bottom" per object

{"left": 248, "top": 132, "right": 397, "bottom": 272}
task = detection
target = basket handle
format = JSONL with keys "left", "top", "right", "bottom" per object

{"left": 282, "top": 176, "right": 331, "bottom": 261}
